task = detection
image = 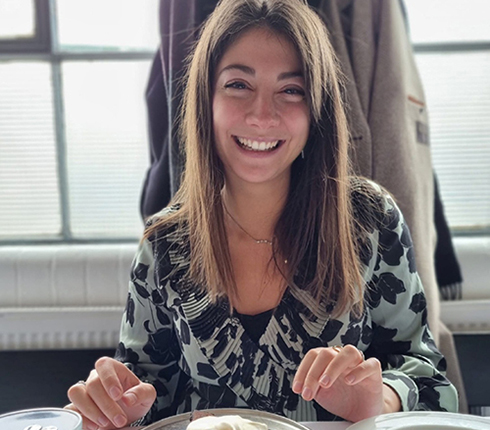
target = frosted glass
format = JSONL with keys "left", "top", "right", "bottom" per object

{"left": 0, "top": 0, "right": 34, "bottom": 39}
{"left": 62, "top": 60, "right": 151, "bottom": 238}
{"left": 406, "top": 0, "right": 490, "bottom": 44}
{"left": 0, "top": 62, "right": 61, "bottom": 238}
{"left": 416, "top": 51, "right": 490, "bottom": 230}
{"left": 56, "top": 0, "right": 159, "bottom": 51}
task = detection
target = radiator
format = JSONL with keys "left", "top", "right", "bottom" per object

{"left": 0, "top": 307, "right": 123, "bottom": 350}
{"left": 0, "top": 244, "right": 137, "bottom": 308}
{"left": 0, "top": 238, "right": 489, "bottom": 350}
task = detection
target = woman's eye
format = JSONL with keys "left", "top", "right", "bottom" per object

{"left": 224, "top": 81, "right": 248, "bottom": 90}
{"left": 284, "top": 87, "right": 305, "bottom": 97}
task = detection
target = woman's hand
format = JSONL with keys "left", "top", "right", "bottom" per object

{"left": 292, "top": 345, "right": 401, "bottom": 422}
{"left": 65, "top": 356, "right": 156, "bottom": 430}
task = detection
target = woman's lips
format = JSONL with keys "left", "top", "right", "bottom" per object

{"left": 233, "top": 135, "right": 284, "bottom": 152}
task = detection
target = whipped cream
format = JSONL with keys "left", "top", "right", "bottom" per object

{"left": 187, "top": 415, "right": 268, "bottom": 430}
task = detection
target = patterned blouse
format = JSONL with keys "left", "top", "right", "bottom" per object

{"left": 115, "top": 180, "right": 458, "bottom": 424}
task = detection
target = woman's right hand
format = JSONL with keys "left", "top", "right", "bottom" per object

{"left": 65, "top": 356, "right": 156, "bottom": 430}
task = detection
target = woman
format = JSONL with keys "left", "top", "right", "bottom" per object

{"left": 66, "top": 0, "right": 458, "bottom": 428}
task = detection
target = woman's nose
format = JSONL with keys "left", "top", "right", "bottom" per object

{"left": 246, "top": 94, "right": 280, "bottom": 129}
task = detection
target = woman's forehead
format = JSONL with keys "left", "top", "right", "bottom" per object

{"left": 215, "top": 27, "right": 303, "bottom": 76}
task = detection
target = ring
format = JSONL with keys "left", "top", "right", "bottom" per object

{"left": 332, "top": 345, "right": 343, "bottom": 353}
{"left": 77, "top": 380, "right": 86, "bottom": 386}
{"left": 359, "top": 349, "right": 365, "bottom": 361}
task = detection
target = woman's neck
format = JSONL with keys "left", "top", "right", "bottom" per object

{"left": 222, "top": 179, "right": 289, "bottom": 241}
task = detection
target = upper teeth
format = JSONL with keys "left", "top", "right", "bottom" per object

{"left": 236, "top": 137, "right": 280, "bottom": 151}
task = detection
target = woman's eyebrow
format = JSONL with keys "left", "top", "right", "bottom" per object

{"left": 278, "top": 71, "right": 303, "bottom": 81}
{"left": 217, "top": 65, "right": 303, "bottom": 81}
{"left": 218, "top": 64, "right": 255, "bottom": 77}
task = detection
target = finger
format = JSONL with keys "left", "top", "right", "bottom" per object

{"left": 301, "top": 348, "right": 337, "bottom": 401}
{"left": 121, "top": 382, "right": 156, "bottom": 409}
{"left": 292, "top": 348, "right": 319, "bottom": 394}
{"left": 95, "top": 356, "right": 139, "bottom": 400}
{"left": 343, "top": 357, "right": 382, "bottom": 385}
{"left": 67, "top": 385, "right": 114, "bottom": 429}
{"left": 65, "top": 403, "right": 101, "bottom": 430}
{"left": 319, "top": 344, "right": 364, "bottom": 388}
{"left": 84, "top": 375, "right": 131, "bottom": 428}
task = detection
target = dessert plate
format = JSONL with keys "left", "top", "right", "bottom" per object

{"left": 347, "top": 411, "right": 490, "bottom": 430}
{"left": 143, "top": 408, "right": 311, "bottom": 430}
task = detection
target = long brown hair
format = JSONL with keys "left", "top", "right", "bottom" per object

{"left": 145, "top": 0, "right": 364, "bottom": 318}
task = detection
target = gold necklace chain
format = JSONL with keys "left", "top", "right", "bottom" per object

{"left": 223, "top": 204, "right": 274, "bottom": 246}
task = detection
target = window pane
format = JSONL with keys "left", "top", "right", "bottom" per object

{"left": 0, "top": 0, "right": 35, "bottom": 39}
{"left": 62, "top": 61, "right": 151, "bottom": 238}
{"left": 416, "top": 51, "right": 490, "bottom": 230}
{"left": 406, "top": 0, "right": 490, "bottom": 44}
{"left": 0, "top": 62, "right": 61, "bottom": 239}
{"left": 57, "top": 0, "right": 159, "bottom": 51}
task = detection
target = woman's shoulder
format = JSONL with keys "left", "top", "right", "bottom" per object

{"left": 144, "top": 203, "right": 186, "bottom": 239}
{"left": 141, "top": 203, "right": 190, "bottom": 276}
{"left": 145, "top": 203, "right": 182, "bottom": 225}
{"left": 349, "top": 176, "right": 399, "bottom": 234}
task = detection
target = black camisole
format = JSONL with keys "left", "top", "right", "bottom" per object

{"left": 234, "top": 308, "right": 274, "bottom": 343}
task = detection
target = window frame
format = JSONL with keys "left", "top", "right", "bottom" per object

{"left": 0, "top": 0, "right": 155, "bottom": 245}
{"left": 0, "top": 0, "right": 51, "bottom": 53}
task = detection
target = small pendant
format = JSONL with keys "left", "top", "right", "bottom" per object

{"left": 256, "top": 239, "right": 272, "bottom": 245}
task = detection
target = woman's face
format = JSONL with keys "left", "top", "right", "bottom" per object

{"left": 212, "top": 27, "right": 310, "bottom": 189}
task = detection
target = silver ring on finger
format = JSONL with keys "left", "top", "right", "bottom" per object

{"left": 358, "top": 349, "right": 365, "bottom": 361}
{"left": 76, "top": 380, "right": 86, "bottom": 386}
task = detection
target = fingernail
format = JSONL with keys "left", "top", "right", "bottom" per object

{"left": 124, "top": 392, "right": 137, "bottom": 406}
{"left": 98, "top": 416, "right": 110, "bottom": 427}
{"left": 114, "top": 414, "right": 127, "bottom": 427}
{"left": 109, "top": 386, "right": 121, "bottom": 399}
{"left": 302, "top": 387, "right": 313, "bottom": 400}
{"left": 86, "top": 422, "right": 98, "bottom": 430}
{"left": 345, "top": 375, "right": 355, "bottom": 384}
{"left": 292, "top": 381, "right": 302, "bottom": 393}
{"left": 319, "top": 374, "right": 330, "bottom": 387}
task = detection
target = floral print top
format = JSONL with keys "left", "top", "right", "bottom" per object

{"left": 115, "top": 179, "right": 458, "bottom": 424}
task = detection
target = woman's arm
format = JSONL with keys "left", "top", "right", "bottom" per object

{"left": 366, "top": 191, "right": 459, "bottom": 412}
{"left": 114, "top": 237, "right": 191, "bottom": 424}
{"left": 66, "top": 237, "right": 187, "bottom": 429}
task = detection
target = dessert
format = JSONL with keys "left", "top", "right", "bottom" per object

{"left": 187, "top": 415, "right": 268, "bottom": 430}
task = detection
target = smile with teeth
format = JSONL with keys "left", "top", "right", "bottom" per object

{"left": 234, "top": 136, "right": 283, "bottom": 152}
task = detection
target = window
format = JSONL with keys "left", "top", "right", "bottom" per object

{"left": 0, "top": 0, "right": 158, "bottom": 243}
{"left": 1, "top": 1, "right": 488, "bottom": 243}
{"left": 406, "top": 0, "right": 490, "bottom": 233}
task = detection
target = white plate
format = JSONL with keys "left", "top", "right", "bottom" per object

{"left": 143, "top": 408, "right": 311, "bottom": 430}
{"left": 347, "top": 412, "right": 490, "bottom": 430}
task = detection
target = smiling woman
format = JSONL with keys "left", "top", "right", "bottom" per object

{"left": 64, "top": 0, "right": 458, "bottom": 428}
{"left": 212, "top": 27, "right": 309, "bottom": 189}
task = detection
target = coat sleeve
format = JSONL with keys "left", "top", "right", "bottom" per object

{"left": 115, "top": 238, "right": 191, "bottom": 424}
{"left": 365, "top": 191, "right": 458, "bottom": 412}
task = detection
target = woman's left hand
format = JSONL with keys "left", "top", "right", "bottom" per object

{"left": 292, "top": 345, "right": 401, "bottom": 422}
